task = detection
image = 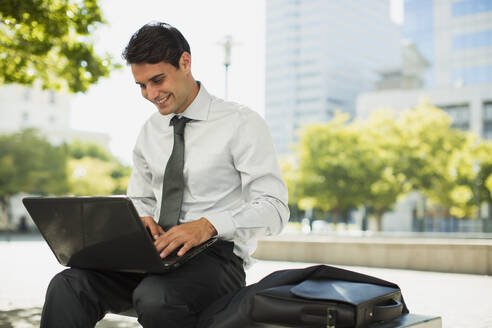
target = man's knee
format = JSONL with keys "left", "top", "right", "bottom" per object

{"left": 133, "top": 276, "right": 196, "bottom": 327}
{"left": 47, "top": 268, "right": 92, "bottom": 297}
{"left": 46, "top": 269, "right": 78, "bottom": 298}
{"left": 42, "top": 269, "right": 100, "bottom": 328}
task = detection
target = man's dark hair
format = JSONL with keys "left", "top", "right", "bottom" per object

{"left": 122, "top": 22, "right": 191, "bottom": 68}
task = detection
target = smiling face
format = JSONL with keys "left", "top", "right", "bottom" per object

{"left": 131, "top": 52, "right": 198, "bottom": 116}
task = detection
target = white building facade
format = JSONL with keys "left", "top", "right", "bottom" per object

{"left": 0, "top": 84, "right": 110, "bottom": 147}
{"left": 357, "top": 83, "right": 492, "bottom": 139}
{"left": 404, "top": 0, "right": 492, "bottom": 88}
{"left": 265, "top": 0, "right": 401, "bottom": 155}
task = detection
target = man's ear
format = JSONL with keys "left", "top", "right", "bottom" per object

{"left": 179, "top": 52, "right": 192, "bottom": 72}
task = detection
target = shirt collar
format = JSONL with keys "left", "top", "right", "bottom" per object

{"left": 174, "top": 81, "right": 211, "bottom": 122}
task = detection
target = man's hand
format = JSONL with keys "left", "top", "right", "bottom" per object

{"left": 154, "top": 218, "right": 217, "bottom": 259}
{"left": 140, "top": 216, "right": 164, "bottom": 240}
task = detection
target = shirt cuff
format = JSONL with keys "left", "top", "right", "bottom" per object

{"left": 133, "top": 203, "right": 154, "bottom": 218}
{"left": 205, "top": 211, "right": 235, "bottom": 240}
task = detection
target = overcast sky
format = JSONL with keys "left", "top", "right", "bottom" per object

{"left": 70, "top": 0, "right": 403, "bottom": 165}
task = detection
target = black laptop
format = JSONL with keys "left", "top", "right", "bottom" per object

{"left": 22, "top": 196, "right": 217, "bottom": 273}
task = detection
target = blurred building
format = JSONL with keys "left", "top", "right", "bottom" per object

{"left": 374, "top": 40, "right": 430, "bottom": 90}
{"left": 265, "top": 0, "right": 401, "bottom": 155}
{"left": 0, "top": 84, "right": 110, "bottom": 148}
{"left": 404, "top": 0, "right": 492, "bottom": 88}
{"left": 358, "top": 0, "right": 492, "bottom": 139}
{"left": 356, "top": 0, "right": 492, "bottom": 232}
{"left": 0, "top": 84, "right": 110, "bottom": 231}
{"left": 357, "top": 84, "right": 492, "bottom": 139}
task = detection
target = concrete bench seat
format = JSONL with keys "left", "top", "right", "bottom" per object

{"left": 114, "top": 311, "right": 441, "bottom": 327}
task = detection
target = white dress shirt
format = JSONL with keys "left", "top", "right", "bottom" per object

{"left": 127, "top": 83, "right": 289, "bottom": 266}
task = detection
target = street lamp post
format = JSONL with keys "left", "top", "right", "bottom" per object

{"left": 217, "top": 35, "right": 236, "bottom": 100}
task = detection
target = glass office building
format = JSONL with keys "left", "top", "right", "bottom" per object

{"left": 404, "top": 0, "right": 492, "bottom": 87}
{"left": 265, "top": 0, "right": 400, "bottom": 155}
{"left": 403, "top": 0, "right": 492, "bottom": 139}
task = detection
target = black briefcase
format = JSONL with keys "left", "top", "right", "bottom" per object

{"left": 252, "top": 279, "right": 403, "bottom": 327}
{"left": 197, "top": 265, "right": 408, "bottom": 328}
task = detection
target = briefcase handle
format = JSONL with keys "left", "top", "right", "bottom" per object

{"left": 373, "top": 299, "right": 403, "bottom": 322}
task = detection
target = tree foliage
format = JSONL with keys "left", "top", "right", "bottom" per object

{"left": 66, "top": 140, "right": 131, "bottom": 195}
{"left": 278, "top": 156, "right": 299, "bottom": 206}
{"left": 68, "top": 157, "right": 129, "bottom": 196}
{"left": 356, "top": 110, "right": 411, "bottom": 229}
{"left": 396, "top": 103, "right": 480, "bottom": 219}
{"left": 0, "top": 129, "right": 70, "bottom": 202}
{"left": 476, "top": 140, "right": 492, "bottom": 203}
{"left": 0, "top": 131, "right": 131, "bottom": 227}
{"left": 296, "top": 113, "right": 379, "bottom": 224}
{"left": 290, "top": 103, "right": 492, "bottom": 230}
{"left": 0, "top": 0, "right": 119, "bottom": 92}
{"left": 68, "top": 139, "right": 112, "bottom": 161}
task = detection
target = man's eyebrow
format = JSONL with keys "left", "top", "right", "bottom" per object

{"left": 135, "top": 73, "right": 166, "bottom": 85}
{"left": 149, "top": 73, "right": 165, "bottom": 81}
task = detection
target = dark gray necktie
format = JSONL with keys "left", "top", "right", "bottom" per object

{"left": 158, "top": 115, "right": 192, "bottom": 230}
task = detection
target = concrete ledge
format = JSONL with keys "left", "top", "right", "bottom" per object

{"left": 259, "top": 314, "right": 441, "bottom": 328}
{"left": 252, "top": 234, "right": 492, "bottom": 275}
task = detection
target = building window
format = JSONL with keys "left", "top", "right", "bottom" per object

{"left": 296, "top": 97, "right": 320, "bottom": 104}
{"left": 452, "top": 0, "right": 492, "bottom": 17}
{"left": 49, "top": 115, "right": 56, "bottom": 124}
{"left": 483, "top": 102, "right": 492, "bottom": 139}
{"left": 22, "top": 112, "right": 29, "bottom": 122}
{"left": 484, "top": 122, "right": 492, "bottom": 140}
{"left": 452, "top": 30, "right": 492, "bottom": 50}
{"left": 452, "top": 64, "right": 492, "bottom": 86}
{"left": 440, "top": 104, "right": 470, "bottom": 130}
{"left": 23, "top": 89, "right": 30, "bottom": 101}
{"left": 49, "top": 91, "right": 56, "bottom": 104}
{"left": 483, "top": 102, "right": 492, "bottom": 120}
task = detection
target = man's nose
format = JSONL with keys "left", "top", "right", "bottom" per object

{"left": 147, "top": 84, "right": 159, "bottom": 101}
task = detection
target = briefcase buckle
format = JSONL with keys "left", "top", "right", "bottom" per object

{"left": 326, "top": 307, "right": 336, "bottom": 328}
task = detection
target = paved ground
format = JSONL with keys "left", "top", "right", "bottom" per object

{"left": 1, "top": 234, "right": 491, "bottom": 327}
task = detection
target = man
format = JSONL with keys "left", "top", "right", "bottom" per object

{"left": 40, "top": 22, "right": 289, "bottom": 328}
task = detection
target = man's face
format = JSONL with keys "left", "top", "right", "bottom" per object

{"left": 131, "top": 55, "right": 193, "bottom": 116}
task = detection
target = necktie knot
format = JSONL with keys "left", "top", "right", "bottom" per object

{"left": 170, "top": 116, "right": 192, "bottom": 135}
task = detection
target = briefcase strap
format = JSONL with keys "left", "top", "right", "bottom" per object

{"left": 373, "top": 299, "right": 403, "bottom": 322}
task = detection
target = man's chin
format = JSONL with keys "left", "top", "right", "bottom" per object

{"left": 157, "top": 106, "right": 173, "bottom": 116}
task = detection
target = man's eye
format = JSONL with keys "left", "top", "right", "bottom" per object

{"left": 153, "top": 79, "right": 163, "bottom": 84}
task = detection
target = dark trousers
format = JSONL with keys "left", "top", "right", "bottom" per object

{"left": 40, "top": 240, "right": 245, "bottom": 328}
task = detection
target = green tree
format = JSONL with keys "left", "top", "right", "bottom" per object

{"left": 295, "top": 112, "right": 377, "bottom": 225}
{"left": 66, "top": 140, "right": 131, "bottom": 195}
{"left": 68, "top": 157, "right": 117, "bottom": 195}
{"left": 0, "top": 0, "right": 119, "bottom": 92}
{"left": 475, "top": 140, "right": 492, "bottom": 220}
{"left": 397, "top": 103, "right": 479, "bottom": 219}
{"left": 279, "top": 156, "right": 301, "bottom": 221}
{"left": 0, "top": 129, "right": 69, "bottom": 225}
{"left": 357, "top": 110, "right": 412, "bottom": 230}
{"left": 293, "top": 103, "right": 485, "bottom": 231}
{"left": 68, "top": 139, "right": 112, "bottom": 161}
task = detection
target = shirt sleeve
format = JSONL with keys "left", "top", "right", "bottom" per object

{"left": 127, "top": 136, "right": 156, "bottom": 218}
{"left": 205, "top": 109, "right": 290, "bottom": 241}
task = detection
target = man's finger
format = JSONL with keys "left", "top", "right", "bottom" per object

{"left": 154, "top": 235, "right": 170, "bottom": 252}
{"left": 160, "top": 240, "right": 182, "bottom": 259}
{"left": 148, "top": 225, "right": 158, "bottom": 237}
{"left": 177, "top": 242, "right": 194, "bottom": 257}
{"left": 147, "top": 224, "right": 162, "bottom": 240}
{"left": 153, "top": 224, "right": 164, "bottom": 238}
